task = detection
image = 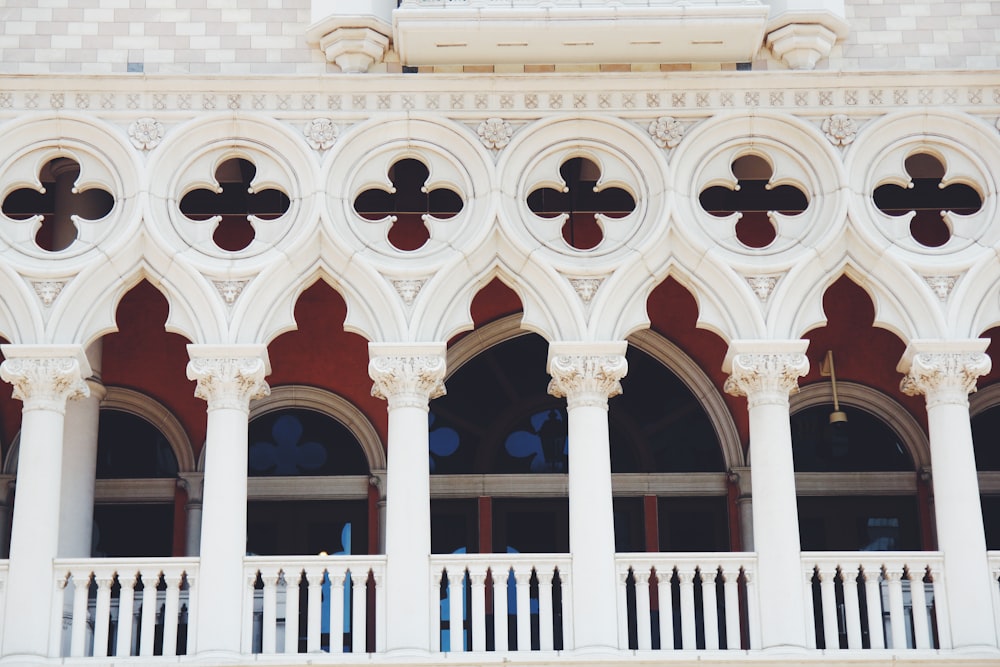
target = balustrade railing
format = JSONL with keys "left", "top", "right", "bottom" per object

{"left": 802, "top": 552, "right": 947, "bottom": 651}
{"left": 243, "top": 556, "right": 386, "bottom": 656}
{"left": 989, "top": 551, "right": 1000, "bottom": 635}
{"left": 430, "top": 553, "right": 571, "bottom": 653}
{"left": 54, "top": 558, "right": 197, "bottom": 659}
{"left": 615, "top": 554, "right": 757, "bottom": 651}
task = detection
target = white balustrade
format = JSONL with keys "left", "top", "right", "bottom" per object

{"left": 430, "top": 554, "right": 571, "bottom": 653}
{"left": 802, "top": 553, "right": 946, "bottom": 651}
{"left": 244, "top": 556, "right": 386, "bottom": 655}
{"left": 54, "top": 558, "right": 197, "bottom": 658}
{"left": 614, "top": 554, "right": 756, "bottom": 651}
{"left": 990, "top": 552, "right": 1000, "bottom": 639}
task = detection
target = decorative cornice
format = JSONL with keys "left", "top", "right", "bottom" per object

{"left": 186, "top": 345, "right": 271, "bottom": 412}
{"left": 368, "top": 343, "right": 447, "bottom": 410}
{"left": 723, "top": 341, "right": 810, "bottom": 409}
{"left": 898, "top": 340, "right": 991, "bottom": 408}
{"left": 546, "top": 342, "right": 628, "bottom": 410}
{"left": 0, "top": 344, "right": 91, "bottom": 413}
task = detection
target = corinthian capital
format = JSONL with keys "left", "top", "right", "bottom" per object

{"left": 0, "top": 345, "right": 91, "bottom": 413}
{"left": 369, "top": 343, "right": 446, "bottom": 410}
{"left": 547, "top": 342, "right": 628, "bottom": 410}
{"left": 186, "top": 345, "right": 270, "bottom": 412}
{"left": 723, "top": 340, "right": 810, "bottom": 408}
{"left": 898, "top": 340, "right": 991, "bottom": 408}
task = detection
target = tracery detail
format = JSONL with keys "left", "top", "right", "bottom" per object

{"left": 547, "top": 354, "right": 628, "bottom": 410}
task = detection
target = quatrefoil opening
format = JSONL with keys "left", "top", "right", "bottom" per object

{"left": 353, "top": 158, "right": 463, "bottom": 252}
{"left": 527, "top": 157, "right": 636, "bottom": 251}
{"left": 873, "top": 152, "right": 982, "bottom": 248}
{"left": 699, "top": 154, "right": 808, "bottom": 249}
{"left": 1, "top": 157, "right": 114, "bottom": 252}
{"left": 179, "top": 157, "right": 291, "bottom": 252}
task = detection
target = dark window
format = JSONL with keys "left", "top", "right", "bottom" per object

{"left": 248, "top": 409, "right": 368, "bottom": 477}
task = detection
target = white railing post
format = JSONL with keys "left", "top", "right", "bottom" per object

{"left": 657, "top": 567, "right": 674, "bottom": 650}
{"left": 92, "top": 572, "right": 114, "bottom": 657}
{"left": 115, "top": 571, "right": 138, "bottom": 658}
{"left": 374, "top": 567, "right": 387, "bottom": 653}
{"left": 162, "top": 569, "right": 183, "bottom": 657}
{"left": 262, "top": 568, "right": 279, "bottom": 654}
{"left": 448, "top": 567, "right": 465, "bottom": 652}
{"left": 678, "top": 567, "right": 696, "bottom": 649}
{"left": 69, "top": 572, "right": 90, "bottom": 657}
{"left": 702, "top": 568, "right": 720, "bottom": 650}
{"left": 819, "top": 565, "right": 839, "bottom": 650}
{"left": 635, "top": 567, "right": 652, "bottom": 650}
{"left": 885, "top": 567, "right": 907, "bottom": 649}
{"left": 515, "top": 567, "right": 531, "bottom": 651}
{"left": 139, "top": 571, "right": 158, "bottom": 656}
{"left": 329, "top": 569, "right": 347, "bottom": 654}
{"left": 558, "top": 565, "right": 573, "bottom": 650}
{"left": 283, "top": 570, "right": 301, "bottom": 654}
{"left": 470, "top": 566, "right": 487, "bottom": 651}
{"left": 841, "top": 566, "right": 863, "bottom": 649}
{"left": 537, "top": 567, "right": 554, "bottom": 651}
{"left": 616, "top": 567, "right": 630, "bottom": 649}
{"left": 909, "top": 566, "right": 930, "bottom": 649}
{"left": 862, "top": 566, "right": 885, "bottom": 649}
{"left": 492, "top": 567, "right": 509, "bottom": 652}
{"left": 351, "top": 569, "right": 369, "bottom": 653}
{"left": 802, "top": 565, "right": 817, "bottom": 649}
{"left": 722, "top": 567, "right": 740, "bottom": 650}
{"left": 306, "top": 568, "right": 323, "bottom": 653}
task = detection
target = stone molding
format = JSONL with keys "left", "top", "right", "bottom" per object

{"left": 898, "top": 340, "right": 992, "bottom": 409}
{"left": 368, "top": 343, "right": 447, "bottom": 410}
{"left": 723, "top": 340, "right": 810, "bottom": 409}
{"left": 186, "top": 345, "right": 271, "bottom": 412}
{"left": 0, "top": 344, "right": 91, "bottom": 414}
{"left": 546, "top": 342, "right": 628, "bottom": 411}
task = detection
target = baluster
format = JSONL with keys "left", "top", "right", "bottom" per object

{"left": 537, "top": 567, "right": 554, "bottom": 651}
{"left": 469, "top": 567, "right": 487, "bottom": 651}
{"left": 329, "top": 569, "right": 346, "bottom": 653}
{"left": 448, "top": 568, "right": 465, "bottom": 652}
{"left": 515, "top": 567, "right": 531, "bottom": 651}
{"left": 242, "top": 572, "right": 257, "bottom": 655}
{"left": 50, "top": 575, "right": 68, "bottom": 657}
{"left": 929, "top": 567, "right": 950, "bottom": 649}
{"left": 722, "top": 567, "right": 740, "bottom": 650}
{"left": 677, "top": 567, "right": 696, "bottom": 649}
{"left": 841, "top": 566, "right": 863, "bottom": 649}
{"left": 69, "top": 572, "right": 90, "bottom": 657}
{"left": 115, "top": 572, "right": 138, "bottom": 657}
{"left": 351, "top": 570, "right": 368, "bottom": 653}
{"left": 819, "top": 566, "right": 839, "bottom": 650}
{"left": 492, "top": 567, "right": 509, "bottom": 652}
{"left": 744, "top": 569, "right": 761, "bottom": 650}
{"left": 908, "top": 566, "right": 930, "bottom": 649}
{"left": 656, "top": 568, "right": 674, "bottom": 650}
{"left": 616, "top": 568, "right": 630, "bottom": 650}
{"left": 262, "top": 568, "right": 279, "bottom": 654}
{"left": 139, "top": 572, "right": 157, "bottom": 656}
{"left": 306, "top": 568, "right": 323, "bottom": 653}
{"left": 162, "top": 570, "right": 182, "bottom": 657}
{"left": 92, "top": 573, "right": 114, "bottom": 657}
{"left": 862, "top": 567, "right": 885, "bottom": 649}
{"left": 283, "top": 570, "right": 301, "bottom": 654}
{"left": 885, "top": 568, "right": 907, "bottom": 649}
{"left": 635, "top": 567, "right": 652, "bottom": 650}
{"left": 374, "top": 568, "right": 387, "bottom": 653}
{"left": 558, "top": 567, "right": 573, "bottom": 650}
{"left": 702, "top": 568, "right": 720, "bottom": 650}
{"left": 802, "top": 566, "right": 817, "bottom": 649}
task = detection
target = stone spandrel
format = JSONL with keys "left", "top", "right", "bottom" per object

{"left": 368, "top": 346, "right": 447, "bottom": 410}
{"left": 186, "top": 346, "right": 271, "bottom": 411}
{"left": 547, "top": 345, "right": 628, "bottom": 410}
{"left": 724, "top": 350, "right": 810, "bottom": 408}
{"left": 0, "top": 345, "right": 91, "bottom": 413}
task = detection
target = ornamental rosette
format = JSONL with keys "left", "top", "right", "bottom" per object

{"left": 821, "top": 114, "right": 857, "bottom": 147}
{"left": 304, "top": 118, "right": 339, "bottom": 150}
{"left": 477, "top": 118, "right": 513, "bottom": 150}
{"left": 128, "top": 117, "right": 164, "bottom": 150}
{"left": 647, "top": 116, "right": 684, "bottom": 149}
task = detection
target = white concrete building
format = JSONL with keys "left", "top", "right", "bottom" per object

{"left": 1, "top": 0, "right": 1000, "bottom": 665}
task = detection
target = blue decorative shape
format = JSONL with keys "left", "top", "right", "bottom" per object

{"left": 249, "top": 414, "right": 327, "bottom": 474}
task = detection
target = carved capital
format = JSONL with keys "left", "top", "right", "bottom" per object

{"left": 547, "top": 342, "right": 628, "bottom": 410}
{"left": 368, "top": 343, "right": 446, "bottom": 410}
{"left": 0, "top": 345, "right": 91, "bottom": 413}
{"left": 186, "top": 345, "right": 270, "bottom": 412}
{"left": 898, "top": 341, "right": 991, "bottom": 408}
{"left": 723, "top": 341, "right": 809, "bottom": 409}
{"left": 177, "top": 472, "right": 205, "bottom": 505}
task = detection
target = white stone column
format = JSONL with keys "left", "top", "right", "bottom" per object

{"left": 898, "top": 340, "right": 997, "bottom": 650}
{"left": 724, "top": 340, "right": 810, "bottom": 651}
{"left": 58, "top": 342, "right": 104, "bottom": 557}
{"left": 186, "top": 345, "right": 270, "bottom": 657}
{"left": 369, "top": 343, "right": 446, "bottom": 654}
{"left": 177, "top": 472, "right": 204, "bottom": 557}
{"left": 731, "top": 466, "right": 754, "bottom": 552}
{"left": 547, "top": 341, "right": 628, "bottom": 651}
{"left": 0, "top": 344, "right": 90, "bottom": 659}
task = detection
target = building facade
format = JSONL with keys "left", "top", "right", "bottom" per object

{"left": 1, "top": 0, "right": 1000, "bottom": 665}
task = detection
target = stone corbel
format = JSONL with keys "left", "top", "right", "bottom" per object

{"left": 765, "top": 10, "right": 849, "bottom": 70}
{"left": 306, "top": 15, "right": 392, "bottom": 73}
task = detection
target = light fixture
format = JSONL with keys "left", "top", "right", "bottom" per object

{"left": 820, "top": 350, "right": 847, "bottom": 424}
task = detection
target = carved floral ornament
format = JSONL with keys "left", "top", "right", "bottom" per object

{"left": 547, "top": 354, "right": 628, "bottom": 409}
{"left": 186, "top": 355, "right": 271, "bottom": 410}
{"left": 900, "top": 351, "right": 991, "bottom": 406}
{"left": 477, "top": 118, "right": 513, "bottom": 150}
{"left": 0, "top": 355, "right": 90, "bottom": 411}
{"left": 647, "top": 116, "right": 685, "bottom": 149}
{"left": 724, "top": 352, "right": 810, "bottom": 408}
{"left": 821, "top": 114, "right": 857, "bottom": 147}
{"left": 127, "top": 117, "right": 164, "bottom": 150}
{"left": 304, "top": 118, "right": 339, "bottom": 150}
{"left": 368, "top": 354, "right": 447, "bottom": 409}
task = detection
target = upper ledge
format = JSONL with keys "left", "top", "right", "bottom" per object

{"left": 393, "top": 1, "right": 771, "bottom": 66}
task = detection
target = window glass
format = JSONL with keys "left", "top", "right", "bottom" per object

{"left": 248, "top": 408, "right": 368, "bottom": 476}
{"left": 791, "top": 405, "right": 912, "bottom": 472}
{"left": 96, "top": 410, "right": 179, "bottom": 479}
